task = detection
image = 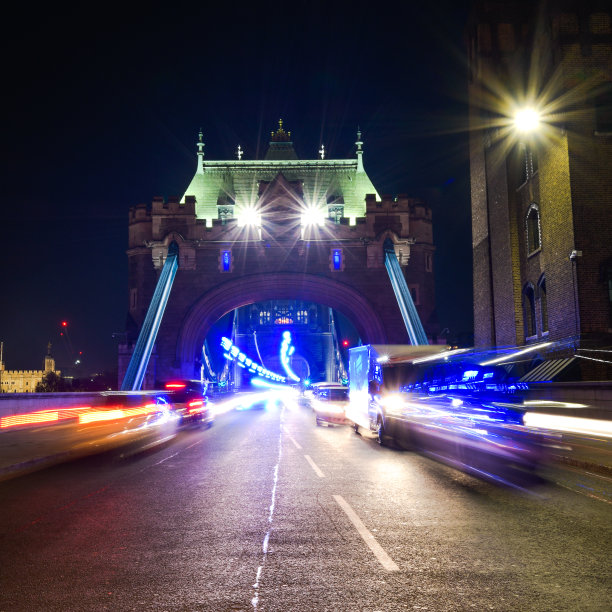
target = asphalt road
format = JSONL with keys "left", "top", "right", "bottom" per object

{"left": 0, "top": 395, "right": 610, "bottom": 611}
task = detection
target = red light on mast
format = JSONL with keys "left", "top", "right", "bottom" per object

{"left": 342, "top": 340, "right": 350, "bottom": 347}
{"left": 61, "top": 321, "right": 68, "bottom": 327}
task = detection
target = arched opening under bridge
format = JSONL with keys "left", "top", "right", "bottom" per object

{"left": 175, "top": 272, "right": 388, "bottom": 379}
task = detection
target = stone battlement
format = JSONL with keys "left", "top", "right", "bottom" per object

{"left": 1, "top": 369, "right": 46, "bottom": 375}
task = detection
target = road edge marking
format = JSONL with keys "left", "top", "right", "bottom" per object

{"left": 333, "top": 494, "right": 400, "bottom": 572}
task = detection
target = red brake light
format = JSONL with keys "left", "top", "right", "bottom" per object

{"left": 165, "top": 382, "right": 186, "bottom": 389}
{"left": 187, "top": 399, "right": 205, "bottom": 413}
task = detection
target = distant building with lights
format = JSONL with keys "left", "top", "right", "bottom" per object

{"left": 122, "top": 121, "right": 437, "bottom": 387}
{"left": 468, "top": 1, "right": 612, "bottom": 377}
{"left": 0, "top": 343, "right": 61, "bottom": 393}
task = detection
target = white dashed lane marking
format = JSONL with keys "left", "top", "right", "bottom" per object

{"left": 333, "top": 494, "right": 400, "bottom": 572}
{"left": 304, "top": 454, "right": 325, "bottom": 478}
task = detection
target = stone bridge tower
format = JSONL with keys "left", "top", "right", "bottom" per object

{"left": 121, "top": 122, "right": 437, "bottom": 386}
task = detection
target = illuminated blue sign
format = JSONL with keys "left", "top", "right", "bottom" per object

{"left": 332, "top": 249, "right": 342, "bottom": 270}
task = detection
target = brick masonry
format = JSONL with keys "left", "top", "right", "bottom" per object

{"left": 122, "top": 189, "right": 437, "bottom": 384}
{"left": 468, "top": 1, "right": 612, "bottom": 372}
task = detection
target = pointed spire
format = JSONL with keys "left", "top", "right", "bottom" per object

{"left": 355, "top": 126, "right": 364, "bottom": 171}
{"left": 266, "top": 119, "right": 297, "bottom": 159}
{"left": 271, "top": 119, "right": 291, "bottom": 142}
{"left": 356, "top": 127, "right": 363, "bottom": 151}
{"left": 237, "top": 145, "right": 243, "bottom": 160}
{"left": 196, "top": 129, "right": 205, "bottom": 174}
{"left": 319, "top": 144, "right": 325, "bottom": 159}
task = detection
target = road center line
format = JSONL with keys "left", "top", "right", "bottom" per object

{"left": 283, "top": 428, "right": 302, "bottom": 449}
{"left": 304, "top": 454, "right": 325, "bottom": 477}
{"left": 333, "top": 494, "right": 400, "bottom": 572}
{"left": 252, "top": 415, "right": 283, "bottom": 610}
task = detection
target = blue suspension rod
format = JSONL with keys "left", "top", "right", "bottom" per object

{"left": 121, "top": 242, "right": 179, "bottom": 390}
{"left": 383, "top": 238, "right": 429, "bottom": 345}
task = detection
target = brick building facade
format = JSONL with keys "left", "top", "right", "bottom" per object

{"left": 121, "top": 124, "right": 437, "bottom": 386}
{"left": 468, "top": 1, "right": 612, "bottom": 375}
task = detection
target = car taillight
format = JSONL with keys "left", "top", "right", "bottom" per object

{"left": 187, "top": 399, "right": 205, "bottom": 413}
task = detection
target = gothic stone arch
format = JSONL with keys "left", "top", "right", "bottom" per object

{"left": 176, "top": 272, "right": 388, "bottom": 377}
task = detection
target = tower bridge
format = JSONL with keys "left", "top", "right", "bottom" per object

{"left": 120, "top": 122, "right": 437, "bottom": 389}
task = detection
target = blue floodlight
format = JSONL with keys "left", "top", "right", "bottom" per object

{"left": 222, "top": 250, "right": 231, "bottom": 271}
{"left": 332, "top": 249, "right": 342, "bottom": 270}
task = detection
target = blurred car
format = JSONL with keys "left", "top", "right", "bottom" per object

{"left": 303, "top": 382, "right": 346, "bottom": 408}
{"left": 312, "top": 386, "right": 350, "bottom": 426}
{"left": 375, "top": 392, "right": 547, "bottom": 487}
{"left": 163, "top": 380, "right": 213, "bottom": 428}
{"left": 0, "top": 391, "right": 180, "bottom": 482}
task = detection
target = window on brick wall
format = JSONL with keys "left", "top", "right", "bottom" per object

{"left": 520, "top": 144, "right": 538, "bottom": 185}
{"left": 538, "top": 276, "right": 549, "bottom": 333}
{"left": 523, "top": 284, "right": 536, "bottom": 339}
{"left": 408, "top": 285, "right": 420, "bottom": 306}
{"left": 606, "top": 262, "right": 612, "bottom": 328}
{"left": 425, "top": 252, "right": 433, "bottom": 272}
{"left": 526, "top": 204, "right": 541, "bottom": 254}
{"left": 595, "top": 82, "right": 612, "bottom": 134}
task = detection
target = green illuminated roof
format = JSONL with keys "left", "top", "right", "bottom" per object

{"left": 181, "top": 126, "right": 380, "bottom": 226}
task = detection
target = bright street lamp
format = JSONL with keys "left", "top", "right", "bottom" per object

{"left": 514, "top": 107, "right": 540, "bottom": 133}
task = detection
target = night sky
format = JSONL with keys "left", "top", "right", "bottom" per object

{"left": 2, "top": 1, "right": 473, "bottom": 375}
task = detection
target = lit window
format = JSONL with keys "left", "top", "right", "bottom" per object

{"left": 275, "top": 317, "right": 293, "bottom": 325}
{"left": 218, "top": 207, "right": 233, "bottom": 223}
{"left": 297, "top": 310, "right": 308, "bottom": 324}
{"left": 274, "top": 306, "right": 294, "bottom": 325}
{"left": 526, "top": 204, "right": 541, "bottom": 254}
{"left": 259, "top": 311, "right": 271, "bottom": 325}
{"left": 332, "top": 249, "right": 342, "bottom": 270}
{"left": 221, "top": 250, "right": 231, "bottom": 272}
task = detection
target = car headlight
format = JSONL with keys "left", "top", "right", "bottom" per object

{"left": 314, "top": 402, "right": 345, "bottom": 414}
